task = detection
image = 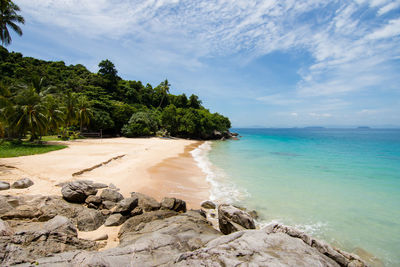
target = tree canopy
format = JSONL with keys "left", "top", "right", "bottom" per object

{"left": 0, "top": 0, "right": 24, "bottom": 46}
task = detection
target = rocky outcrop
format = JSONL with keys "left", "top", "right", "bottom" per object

{"left": 0, "top": 219, "right": 13, "bottom": 236}
{"left": 0, "top": 181, "right": 10, "bottom": 191}
{"left": 218, "top": 204, "right": 256, "bottom": 234}
{"left": 61, "top": 180, "right": 98, "bottom": 203}
{"left": 101, "top": 188, "right": 124, "bottom": 203}
{"left": 76, "top": 208, "right": 106, "bottom": 231}
{"left": 104, "top": 213, "right": 127, "bottom": 226}
{"left": 113, "top": 197, "right": 138, "bottom": 215}
{"left": 11, "top": 178, "right": 33, "bottom": 189}
{"left": 130, "top": 192, "right": 161, "bottom": 211}
{"left": 161, "top": 197, "right": 187, "bottom": 213}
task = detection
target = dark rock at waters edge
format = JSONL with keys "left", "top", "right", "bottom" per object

{"left": 201, "top": 200, "right": 216, "bottom": 209}
{"left": 11, "top": 178, "right": 34, "bottom": 189}
{"left": 0, "top": 182, "right": 368, "bottom": 267}
{"left": 218, "top": 204, "right": 256, "bottom": 234}
{"left": 0, "top": 181, "right": 10, "bottom": 191}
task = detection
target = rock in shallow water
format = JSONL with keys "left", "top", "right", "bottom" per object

{"left": 11, "top": 178, "right": 34, "bottom": 189}
{"left": 218, "top": 204, "right": 255, "bottom": 234}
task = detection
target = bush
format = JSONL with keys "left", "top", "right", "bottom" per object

{"left": 122, "top": 111, "right": 159, "bottom": 137}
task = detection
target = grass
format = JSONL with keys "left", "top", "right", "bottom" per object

{"left": 0, "top": 141, "right": 67, "bottom": 158}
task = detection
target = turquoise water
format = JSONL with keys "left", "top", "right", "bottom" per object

{"left": 207, "top": 128, "right": 400, "bottom": 266}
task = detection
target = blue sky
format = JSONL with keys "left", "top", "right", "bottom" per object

{"left": 9, "top": 0, "right": 400, "bottom": 127}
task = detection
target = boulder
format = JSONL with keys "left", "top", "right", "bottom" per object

{"left": 43, "top": 215, "right": 77, "bottom": 236}
{"left": 92, "top": 182, "right": 108, "bottom": 189}
{"left": 218, "top": 204, "right": 255, "bottom": 234}
{"left": 76, "top": 208, "right": 106, "bottom": 231}
{"left": 1, "top": 204, "right": 43, "bottom": 220}
{"left": 61, "top": 180, "right": 98, "bottom": 203}
{"left": 161, "top": 197, "right": 187, "bottom": 213}
{"left": 113, "top": 197, "right": 138, "bottom": 215}
{"left": 200, "top": 200, "right": 216, "bottom": 209}
{"left": 118, "top": 210, "right": 178, "bottom": 241}
{"left": 104, "top": 214, "right": 127, "bottom": 227}
{"left": 174, "top": 227, "right": 350, "bottom": 266}
{"left": 0, "top": 219, "right": 13, "bottom": 236}
{"left": 130, "top": 207, "right": 143, "bottom": 216}
{"left": 102, "top": 200, "right": 117, "bottom": 210}
{"left": 130, "top": 192, "right": 160, "bottom": 211}
{"left": 85, "top": 195, "right": 102, "bottom": 206}
{"left": 0, "top": 181, "right": 10, "bottom": 191}
{"left": 11, "top": 178, "right": 34, "bottom": 189}
{"left": 101, "top": 189, "right": 123, "bottom": 203}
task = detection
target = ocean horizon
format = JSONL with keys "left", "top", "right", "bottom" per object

{"left": 193, "top": 128, "right": 400, "bottom": 267}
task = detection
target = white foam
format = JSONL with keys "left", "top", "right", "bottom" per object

{"left": 190, "top": 141, "right": 246, "bottom": 204}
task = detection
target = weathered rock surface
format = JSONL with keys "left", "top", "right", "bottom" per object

{"left": 113, "top": 197, "right": 138, "bottom": 215}
{"left": 61, "top": 180, "right": 98, "bottom": 203}
{"left": 201, "top": 200, "right": 216, "bottom": 209}
{"left": 131, "top": 192, "right": 161, "bottom": 211}
{"left": 0, "top": 215, "right": 97, "bottom": 266}
{"left": 0, "top": 219, "right": 13, "bottom": 236}
{"left": 102, "top": 200, "right": 116, "bottom": 210}
{"left": 11, "top": 178, "right": 34, "bottom": 189}
{"left": 101, "top": 188, "right": 124, "bottom": 203}
{"left": 85, "top": 195, "right": 102, "bottom": 206}
{"left": 76, "top": 208, "right": 106, "bottom": 231}
{"left": 0, "top": 181, "right": 10, "bottom": 191}
{"left": 218, "top": 204, "right": 255, "bottom": 234}
{"left": 104, "top": 213, "right": 127, "bottom": 226}
{"left": 161, "top": 197, "right": 187, "bottom": 213}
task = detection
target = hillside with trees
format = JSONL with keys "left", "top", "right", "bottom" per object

{"left": 0, "top": 46, "right": 231, "bottom": 141}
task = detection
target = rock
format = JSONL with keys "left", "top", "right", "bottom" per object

{"left": 174, "top": 228, "right": 347, "bottom": 266}
{"left": 102, "top": 200, "right": 116, "bottom": 210}
{"left": 200, "top": 200, "right": 216, "bottom": 209}
{"left": 130, "top": 192, "right": 160, "bottom": 211}
{"left": 101, "top": 189, "right": 123, "bottom": 203}
{"left": 0, "top": 181, "right": 10, "bottom": 191}
{"left": 11, "top": 178, "right": 34, "bottom": 189}
{"left": 0, "top": 219, "right": 13, "bottom": 236}
{"left": 248, "top": 210, "right": 259, "bottom": 220}
{"left": 109, "top": 183, "right": 118, "bottom": 190}
{"left": 43, "top": 215, "right": 77, "bottom": 236}
{"left": 161, "top": 197, "right": 187, "bottom": 213}
{"left": 1, "top": 204, "right": 43, "bottom": 220}
{"left": 218, "top": 204, "right": 255, "bottom": 234}
{"left": 92, "top": 233, "right": 108, "bottom": 241}
{"left": 113, "top": 197, "right": 138, "bottom": 215}
{"left": 130, "top": 207, "right": 143, "bottom": 216}
{"left": 61, "top": 180, "right": 98, "bottom": 203}
{"left": 104, "top": 214, "right": 127, "bottom": 227}
{"left": 85, "top": 195, "right": 102, "bottom": 206}
{"left": 118, "top": 210, "right": 178, "bottom": 241}
{"left": 76, "top": 208, "right": 106, "bottom": 231}
{"left": 231, "top": 132, "right": 239, "bottom": 136}
{"left": 92, "top": 182, "right": 108, "bottom": 189}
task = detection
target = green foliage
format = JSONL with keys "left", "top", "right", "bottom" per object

{"left": 0, "top": 141, "right": 66, "bottom": 158}
{"left": 0, "top": 0, "right": 25, "bottom": 46}
{"left": 0, "top": 47, "right": 231, "bottom": 140}
{"left": 122, "top": 111, "right": 159, "bottom": 137}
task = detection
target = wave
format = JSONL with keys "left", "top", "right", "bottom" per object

{"left": 190, "top": 141, "right": 247, "bottom": 204}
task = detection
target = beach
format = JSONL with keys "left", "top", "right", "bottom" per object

{"left": 0, "top": 137, "right": 209, "bottom": 209}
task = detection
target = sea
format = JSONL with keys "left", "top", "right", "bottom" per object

{"left": 191, "top": 128, "right": 400, "bottom": 267}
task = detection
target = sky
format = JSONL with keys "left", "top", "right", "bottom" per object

{"left": 8, "top": 0, "right": 400, "bottom": 127}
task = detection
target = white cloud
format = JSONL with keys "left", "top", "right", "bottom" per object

{"left": 378, "top": 1, "right": 400, "bottom": 15}
{"left": 366, "top": 18, "right": 400, "bottom": 39}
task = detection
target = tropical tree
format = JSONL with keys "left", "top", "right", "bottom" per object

{"left": 44, "top": 94, "right": 64, "bottom": 134}
{"left": 63, "top": 91, "right": 78, "bottom": 128}
{"left": 0, "top": 82, "right": 13, "bottom": 139}
{"left": 158, "top": 79, "right": 170, "bottom": 108}
{"left": 0, "top": 0, "right": 25, "bottom": 46}
{"left": 12, "top": 87, "right": 47, "bottom": 141}
{"left": 77, "top": 95, "right": 93, "bottom": 132}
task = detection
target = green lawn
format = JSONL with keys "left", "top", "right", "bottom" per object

{"left": 0, "top": 141, "right": 67, "bottom": 158}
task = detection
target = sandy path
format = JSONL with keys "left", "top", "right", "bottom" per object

{"left": 0, "top": 137, "right": 209, "bottom": 207}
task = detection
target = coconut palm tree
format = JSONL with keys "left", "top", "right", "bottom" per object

{"left": 63, "top": 91, "right": 78, "bottom": 128}
{"left": 0, "top": 0, "right": 25, "bottom": 46}
{"left": 158, "top": 79, "right": 170, "bottom": 108}
{"left": 44, "top": 95, "right": 64, "bottom": 134}
{"left": 77, "top": 95, "right": 92, "bottom": 132}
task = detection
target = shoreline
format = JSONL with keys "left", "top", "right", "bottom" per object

{"left": 0, "top": 137, "right": 210, "bottom": 208}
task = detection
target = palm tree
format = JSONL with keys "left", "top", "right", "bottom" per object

{"left": 0, "top": 82, "right": 13, "bottom": 139}
{"left": 0, "top": 0, "right": 25, "bottom": 46}
{"left": 77, "top": 95, "right": 92, "bottom": 132}
{"left": 12, "top": 87, "right": 48, "bottom": 141}
{"left": 158, "top": 79, "right": 170, "bottom": 108}
{"left": 63, "top": 92, "right": 78, "bottom": 128}
{"left": 44, "top": 95, "right": 64, "bottom": 134}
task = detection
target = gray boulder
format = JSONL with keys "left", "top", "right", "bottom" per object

{"left": 0, "top": 219, "right": 13, "bottom": 236}
{"left": 61, "top": 180, "right": 98, "bottom": 203}
{"left": 76, "top": 208, "right": 106, "bottom": 231}
{"left": 0, "top": 181, "right": 10, "bottom": 191}
{"left": 102, "top": 200, "right": 117, "bottom": 210}
{"left": 43, "top": 215, "right": 77, "bottom": 236}
{"left": 11, "top": 178, "right": 34, "bottom": 189}
{"left": 200, "top": 200, "right": 216, "bottom": 209}
{"left": 85, "top": 195, "right": 102, "bottom": 209}
{"left": 113, "top": 197, "right": 138, "bottom": 215}
{"left": 101, "top": 189, "right": 123, "bottom": 203}
{"left": 130, "top": 192, "right": 160, "bottom": 211}
{"left": 161, "top": 197, "right": 187, "bottom": 213}
{"left": 218, "top": 204, "right": 255, "bottom": 234}
{"left": 104, "top": 213, "right": 127, "bottom": 227}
